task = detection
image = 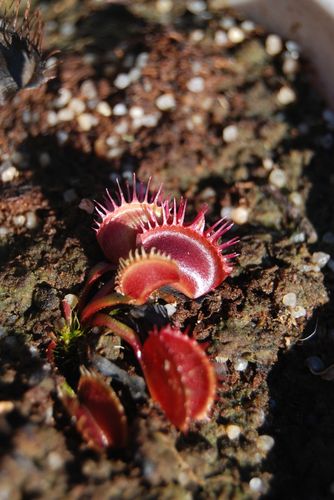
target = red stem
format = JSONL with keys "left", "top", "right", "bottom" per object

{"left": 90, "top": 313, "right": 142, "bottom": 360}
{"left": 78, "top": 262, "right": 116, "bottom": 312}
{"left": 80, "top": 293, "right": 132, "bottom": 324}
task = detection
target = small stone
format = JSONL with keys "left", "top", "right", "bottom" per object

{"left": 141, "top": 113, "right": 160, "bottom": 128}
{"left": 227, "top": 26, "right": 245, "bottom": 44}
{"left": 53, "top": 88, "right": 72, "bottom": 108}
{"left": 226, "top": 424, "right": 241, "bottom": 440}
{"left": 283, "top": 56, "right": 299, "bottom": 75}
{"left": 0, "top": 227, "right": 9, "bottom": 238}
{"left": 234, "top": 358, "right": 248, "bottom": 371}
{"left": 114, "top": 73, "right": 131, "bottom": 89}
{"left": 26, "top": 211, "right": 39, "bottom": 229}
{"left": 277, "top": 86, "right": 296, "bottom": 105}
{"left": 263, "top": 158, "right": 274, "bottom": 170}
{"left": 80, "top": 80, "right": 98, "bottom": 100}
{"left": 289, "top": 191, "right": 303, "bottom": 207}
{"left": 291, "top": 305, "right": 306, "bottom": 319}
{"left": 186, "top": 0, "right": 207, "bottom": 14}
{"left": 13, "top": 214, "right": 25, "bottom": 227}
{"left": 282, "top": 292, "right": 297, "bottom": 308}
{"left": 286, "top": 40, "right": 300, "bottom": 57}
{"left": 306, "top": 356, "right": 325, "bottom": 373}
{"left": 0, "top": 401, "right": 14, "bottom": 414}
{"left": 1, "top": 164, "right": 19, "bottom": 183}
{"left": 249, "top": 477, "right": 265, "bottom": 493}
{"left": 39, "top": 152, "right": 51, "bottom": 167}
{"left": 214, "top": 30, "right": 228, "bottom": 46}
{"left": 165, "top": 303, "right": 177, "bottom": 317}
{"left": 128, "top": 67, "right": 141, "bottom": 83}
{"left": 68, "top": 98, "right": 86, "bottom": 115}
{"left": 240, "top": 20, "right": 255, "bottom": 32}
{"left": 189, "top": 29, "right": 205, "bottom": 42}
{"left": 156, "top": 0, "right": 173, "bottom": 14}
{"left": 265, "top": 34, "right": 283, "bottom": 56}
{"left": 47, "top": 111, "right": 58, "bottom": 126}
{"left": 114, "top": 120, "right": 128, "bottom": 135}
{"left": 231, "top": 206, "right": 249, "bottom": 225}
{"left": 96, "top": 101, "right": 112, "bottom": 117}
{"left": 186, "top": 76, "right": 205, "bottom": 93}
{"left": 269, "top": 168, "right": 287, "bottom": 188}
{"left": 220, "top": 206, "right": 232, "bottom": 219}
{"left": 257, "top": 435, "right": 275, "bottom": 452}
{"left": 311, "top": 252, "right": 331, "bottom": 268}
{"left": 136, "top": 52, "right": 149, "bottom": 68}
{"left": 63, "top": 189, "right": 77, "bottom": 203}
{"left": 57, "top": 107, "right": 75, "bottom": 122}
{"left": 323, "top": 232, "right": 334, "bottom": 244}
{"left": 113, "top": 103, "right": 127, "bottom": 116}
{"left": 155, "top": 93, "right": 176, "bottom": 111}
{"left": 219, "top": 16, "right": 235, "bottom": 30}
{"left": 222, "top": 124, "right": 239, "bottom": 142}
{"left": 77, "top": 113, "right": 98, "bottom": 131}
{"left": 56, "top": 131, "right": 69, "bottom": 145}
{"left": 129, "top": 106, "right": 144, "bottom": 119}
{"left": 47, "top": 452, "right": 64, "bottom": 471}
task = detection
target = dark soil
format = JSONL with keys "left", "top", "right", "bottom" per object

{"left": 1, "top": 1, "right": 334, "bottom": 499}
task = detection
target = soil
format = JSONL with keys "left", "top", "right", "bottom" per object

{"left": 1, "top": 1, "right": 334, "bottom": 499}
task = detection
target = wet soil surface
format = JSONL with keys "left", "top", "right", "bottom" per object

{"left": 1, "top": 1, "right": 334, "bottom": 499}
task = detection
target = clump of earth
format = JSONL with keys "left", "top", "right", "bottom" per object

{"left": 0, "top": 1, "right": 334, "bottom": 498}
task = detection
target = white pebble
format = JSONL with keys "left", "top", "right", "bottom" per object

{"left": 219, "top": 17, "right": 235, "bottom": 30}
{"left": 277, "top": 86, "right": 296, "bottom": 105}
{"left": 12, "top": 215, "right": 26, "bottom": 227}
{"left": 249, "top": 477, "right": 265, "bottom": 493}
{"left": 306, "top": 356, "right": 325, "bottom": 373}
{"left": 291, "top": 232, "right": 305, "bottom": 243}
{"left": 63, "top": 189, "right": 77, "bottom": 203}
{"left": 286, "top": 40, "right": 300, "bottom": 57}
{"left": 282, "top": 56, "right": 299, "bottom": 75}
{"left": 263, "top": 158, "right": 274, "bottom": 170}
{"left": 1, "top": 164, "right": 18, "bottom": 183}
{"left": 129, "top": 106, "right": 144, "bottom": 119}
{"left": 231, "top": 206, "right": 249, "bottom": 225}
{"left": 257, "top": 435, "right": 275, "bottom": 452}
{"left": 107, "top": 147, "right": 125, "bottom": 159}
{"left": 77, "top": 113, "right": 98, "bottom": 131}
{"left": 227, "top": 26, "right": 245, "bottom": 44}
{"left": 186, "top": 0, "right": 207, "bottom": 14}
{"left": 189, "top": 29, "right": 205, "bottom": 43}
{"left": 56, "top": 131, "right": 69, "bottom": 145}
{"left": 165, "top": 303, "right": 177, "bottom": 317}
{"left": 26, "top": 211, "right": 39, "bottom": 229}
{"left": 114, "top": 73, "right": 131, "bottom": 89}
{"left": 47, "top": 111, "right": 58, "bottom": 126}
{"left": 155, "top": 93, "right": 176, "bottom": 111}
{"left": 96, "top": 101, "right": 112, "bottom": 117}
{"left": 214, "top": 30, "right": 228, "bottom": 46}
{"left": 282, "top": 292, "right": 297, "bottom": 308}
{"left": 156, "top": 0, "right": 173, "bottom": 13}
{"left": 113, "top": 103, "right": 127, "bottom": 116}
{"left": 141, "top": 113, "right": 160, "bottom": 128}
{"left": 311, "top": 251, "right": 331, "bottom": 268}
{"left": 80, "top": 80, "right": 97, "bottom": 100}
{"left": 289, "top": 191, "right": 303, "bottom": 207}
{"left": 222, "top": 124, "right": 239, "bottom": 143}
{"left": 234, "top": 358, "right": 248, "bottom": 371}
{"left": 0, "top": 226, "right": 9, "bottom": 238}
{"left": 53, "top": 88, "right": 72, "bottom": 108}
{"left": 240, "top": 20, "right": 255, "bottom": 32}
{"left": 68, "top": 98, "right": 86, "bottom": 115}
{"left": 265, "top": 34, "right": 283, "bottom": 56}
{"left": 57, "top": 108, "right": 75, "bottom": 122}
{"left": 47, "top": 452, "right": 64, "bottom": 472}
{"left": 291, "top": 305, "right": 306, "bottom": 319}
{"left": 114, "top": 120, "right": 128, "bottom": 135}
{"left": 136, "top": 52, "right": 149, "bottom": 68}
{"left": 226, "top": 424, "right": 241, "bottom": 440}
{"left": 269, "top": 168, "right": 287, "bottom": 188}
{"left": 220, "top": 206, "right": 232, "bottom": 219}
{"left": 39, "top": 152, "right": 51, "bottom": 168}
{"left": 186, "top": 76, "right": 205, "bottom": 93}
